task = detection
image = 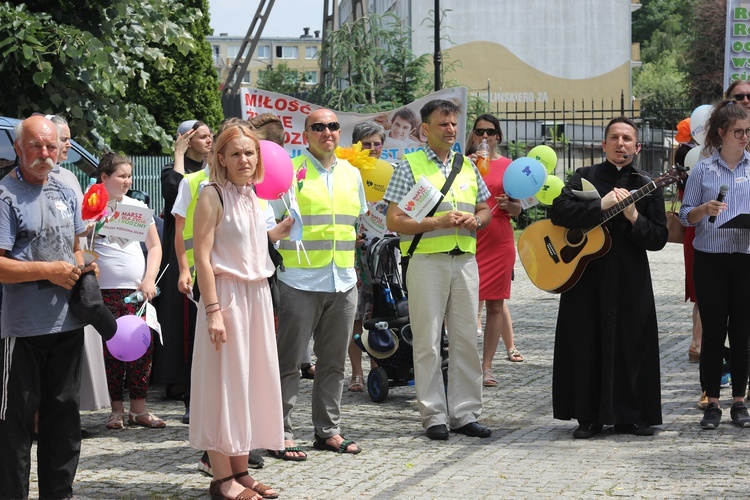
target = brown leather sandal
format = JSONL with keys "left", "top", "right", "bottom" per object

{"left": 235, "top": 471, "right": 278, "bottom": 499}
{"left": 209, "top": 474, "right": 258, "bottom": 500}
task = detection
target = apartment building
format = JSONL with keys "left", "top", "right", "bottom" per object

{"left": 208, "top": 27, "right": 322, "bottom": 89}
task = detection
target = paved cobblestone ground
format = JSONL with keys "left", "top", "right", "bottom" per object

{"left": 28, "top": 244, "right": 750, "bottom": 498}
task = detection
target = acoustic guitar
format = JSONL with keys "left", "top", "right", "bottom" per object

{"left": 517, "top": 167, "right": 686, "bottom": 294}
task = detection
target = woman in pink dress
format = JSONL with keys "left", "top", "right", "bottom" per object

{"left": 190, "top": 124, "right": 283, "bottom": 500}
{"left": 469, "top": 114, "right": 524, "bottom": 388}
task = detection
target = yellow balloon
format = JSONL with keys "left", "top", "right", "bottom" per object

{"left": 360, "top": 159, "right": 394, "bottom": 202}
{"left": 535, "top": 175, "right": 564, "bottom": 205}
{"left": 527, "top": 145, "right": 558, "bottom": 174}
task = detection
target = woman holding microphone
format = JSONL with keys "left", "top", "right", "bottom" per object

{"left": 679, "top": 100, "right": 750, "bottom": 429}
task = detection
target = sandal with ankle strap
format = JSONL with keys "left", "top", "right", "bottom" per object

{"left": 209, "top": 474, "right": 258, "bottom": 500}
{"left": 105, "top": 412, "right": 125, "bottom": 430}
{"left": 482, "top": 370, "right": 498, "bottom": 387}
{"left": 234, "top": 471, "right": 278, "bottom": 499}
{"left": 128, "top": 411, "right": 166, "bottom": 428}
{"left": 507, "top": 347, "right": 524, "bottom": 362}
{"left": 348, "top": 375, "right": 365, "bottom": 392}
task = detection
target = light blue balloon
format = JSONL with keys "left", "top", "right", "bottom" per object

{"left": 502, "top": 157, "right": 548, "bottom": 199}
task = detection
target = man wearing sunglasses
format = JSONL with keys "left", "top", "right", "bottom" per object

{"left": 272, "top": 108, "right": 367, "bottom": 458}
{"left": 384, "top": 99, "right": 493, "bottom": 441}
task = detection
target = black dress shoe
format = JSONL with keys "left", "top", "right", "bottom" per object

{"left": 451, "top": 421, "right": 492, "bottom": 438}
{"left": 181, "top": 406, "right": 190, "bottom": 425}
{"left": 614, "top": 423, "right": 656, "bottom": 436}
{"left": 573, "top": 421, "right": 603, "bottom": 439}
{"left": 426, "top": 424, "right": 449, "bottom": 440}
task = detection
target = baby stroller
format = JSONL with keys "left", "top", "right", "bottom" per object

{"left": 355, "top": 235, "right": 448, "bottom": 403}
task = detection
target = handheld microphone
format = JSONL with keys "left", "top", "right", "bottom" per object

{"left": 708, "top": 184, "right": 729, "bottom": 223}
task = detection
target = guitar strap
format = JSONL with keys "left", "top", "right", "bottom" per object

{"left": 404, "top": 152, "right": 464, "bottom": 258}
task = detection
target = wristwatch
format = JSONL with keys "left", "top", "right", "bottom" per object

{"left": 475, "top": 215, "right": 482, "bottom": 229}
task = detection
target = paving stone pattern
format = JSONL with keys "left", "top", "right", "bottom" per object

{"left": 28, "top": 243, "right": 750, "bottom": 498}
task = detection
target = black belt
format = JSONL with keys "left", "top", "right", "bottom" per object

{"left": 443, "top": 247, "right": 466, "bottom": 256}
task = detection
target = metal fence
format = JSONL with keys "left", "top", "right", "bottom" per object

{"left": 486, "top": 99, "right": 694, "bottom": 227}
{"left": 130, "top": 156, "right": 171, "bottom": 216}
{"left": 489, "top": 98, "right": 694, "bottom": 178}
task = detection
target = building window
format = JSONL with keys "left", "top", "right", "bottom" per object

{"left": 276, "top": 46, "right": 299, "bottom": 59}
{"left": 257, "top": 45, "right": 270, "bottom": 59}
{"left": 305, "top": 71, "right": 318, "bottom": 85}
{"left": 227, "top": 45, "right": 242, "bottom": 60}
{"left": 212, "top": 45, "right": 221, "bottom": 65}
{"left": 242, "top": 71, "right": 251, "bottom": 84}
{"left": 305, "top": 46, "right": 318, "bottom": 59}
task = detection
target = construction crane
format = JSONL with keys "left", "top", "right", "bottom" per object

{"left": 220, "top": 0, "right": 338, "bottom": 118}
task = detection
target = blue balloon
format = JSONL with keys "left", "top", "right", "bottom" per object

{"left": 502, "top": 157, "right": 547, "bottom": 199}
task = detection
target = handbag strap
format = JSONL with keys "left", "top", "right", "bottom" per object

{"left": 404, "top": 152, "right": 464, "bottom": 258}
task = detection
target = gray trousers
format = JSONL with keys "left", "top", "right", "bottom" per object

{"left": 276, "top": 281, "right": 357, "bottom": 441}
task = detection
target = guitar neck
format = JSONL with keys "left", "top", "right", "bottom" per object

{"left": 583, "top": 180, "right": 657, "bottom": 232}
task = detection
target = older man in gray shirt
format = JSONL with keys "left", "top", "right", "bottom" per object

{"left": 0, "top": 115, "right": 95, "bottom": 500}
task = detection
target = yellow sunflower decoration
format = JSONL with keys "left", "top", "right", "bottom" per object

{"left": 334, "top": 142, "right": 377, "bottom": 170}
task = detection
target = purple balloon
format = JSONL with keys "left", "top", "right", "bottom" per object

{"left": 255, "top": 140, "right": 293, "bottom": 200}
{"left": 107, "top": 315, "right": 151, "bottom": 362}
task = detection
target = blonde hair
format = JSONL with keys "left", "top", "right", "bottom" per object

{"left": 210, "top": 125, "right": 264, "bottom": 186}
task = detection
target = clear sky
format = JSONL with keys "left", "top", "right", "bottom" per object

{"left": 207, "top": 0, "right": 324, "bottom": 37}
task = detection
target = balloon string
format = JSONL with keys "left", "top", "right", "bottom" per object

{"left": 136, "top": 301, "right": 147, "bottom": 318}
{"left": 280, "top": 196, "right": 310, "bottom": 265}
{"left": 155, "top": 263, "right": 169, "bottom": 286}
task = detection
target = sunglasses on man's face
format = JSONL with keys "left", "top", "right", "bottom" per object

{"left": 474, "top": 128, "right": 498, "bottom": 136}
{"left": 733, "top": 93, "right": 750, "bottom": 101}
{"left": 307, "top": 122, "right": 340, "bottom": 133}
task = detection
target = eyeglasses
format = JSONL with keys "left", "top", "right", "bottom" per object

{"left": 732, "top": 127, "right": 750, "bottom": 139}
{"left": 361, "top": 141, "right": 383, "bottom": 149}
{"left": 474, "top": 128, "right": 498, "bottom": 136}
{"left": 307, "top": 122, "right": 340, "bottom": 132}
{"left": 733, "top": 93, "right": 750, "bottom": 101}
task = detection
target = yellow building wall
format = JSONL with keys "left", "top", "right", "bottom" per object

{"left": 438, "top": 42, "right": 631, "bottom": 106}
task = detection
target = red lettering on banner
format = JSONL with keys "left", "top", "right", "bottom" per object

{"left": 274, "top": 99, "right": 287, "bottom": 111}
{"left": 282, "top": 115, "right": 293, "bottom": 128}
{"left": 284, "top": 131, "right": 308, "bottom": 145}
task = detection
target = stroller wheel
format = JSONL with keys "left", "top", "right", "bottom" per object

{"left": 367, "top": 367, "right": 390, "bottom": 403}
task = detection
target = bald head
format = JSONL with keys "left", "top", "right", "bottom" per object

{"left": 303, "top": 108, "right": 340, "bottom": 167}
{"left": 14, "top": 116, "right": 59, "bottom": 184}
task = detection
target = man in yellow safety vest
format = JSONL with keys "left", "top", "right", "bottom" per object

{"left": 384, "top": 99, "right": 493, "bottom": 441}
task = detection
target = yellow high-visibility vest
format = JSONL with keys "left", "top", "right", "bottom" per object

{"left": 399, "top": 151, "right": 478, "bottom": 255}
{"left": 277, "top": 155, "right": 361, "bottom": 268}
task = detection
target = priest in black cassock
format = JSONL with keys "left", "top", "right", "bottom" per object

{"left": 550, "top": 116, "right": 668, "bottom": 439}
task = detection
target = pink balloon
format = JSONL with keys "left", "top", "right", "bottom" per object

{"left": 106, "top": 315, "right": 151, "bottom": 362}
{"left": 255, "top": 140, "right": 293, "bottom": 200}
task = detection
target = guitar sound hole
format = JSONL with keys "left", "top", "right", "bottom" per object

{"left": 566, "top": 230, "right": 584, "bottom": 246}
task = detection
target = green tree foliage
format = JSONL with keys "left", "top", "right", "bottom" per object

{"left": 111, "top": 0, "right": 223, "bottom": 154}
{"left": 379, "top": 20, "right": 431, "bottom": 107}
{"left": 318, "top": 12, "right": 430, "bottom": 112}
{"left": 0, "top": 1, "right": 212, "bottom": 153}
{"left": 685, "top": 0, "right": 726, "bottom": 103}
{"left": 632, "top": 0, "right": 693, "bottom": 113}
{"left": 255, "top": 62, "right": 308, "bottom": 96}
